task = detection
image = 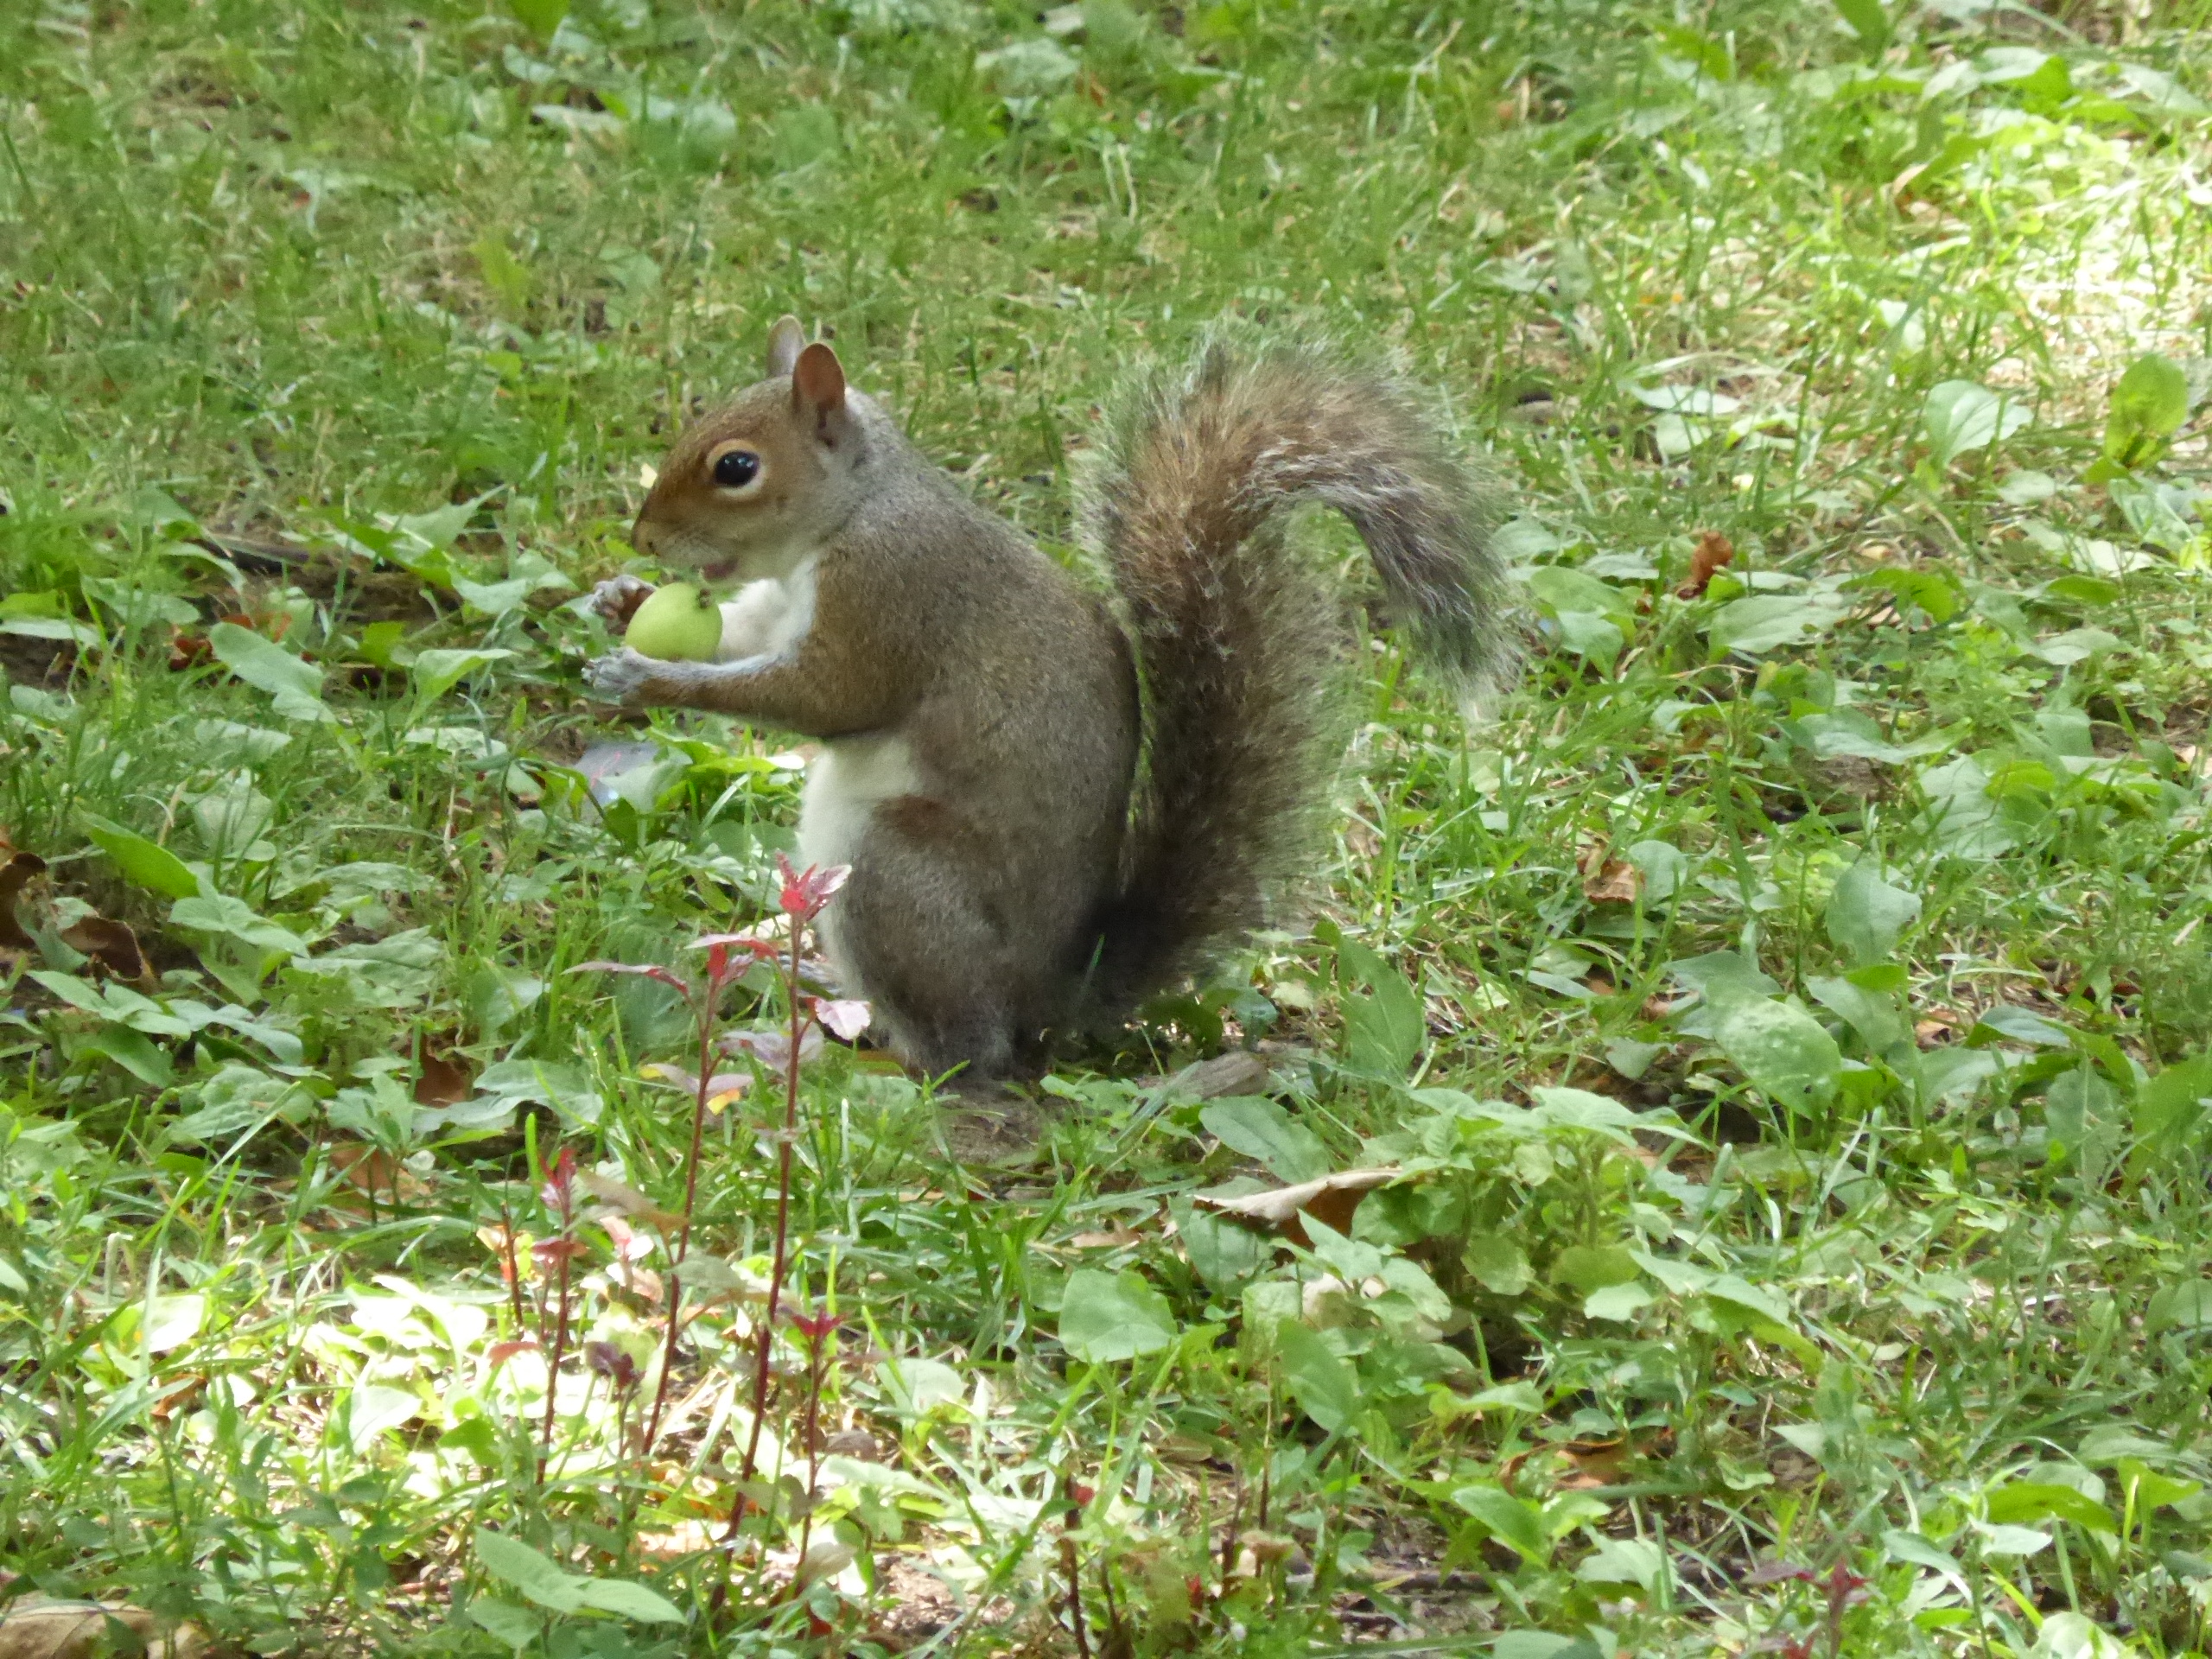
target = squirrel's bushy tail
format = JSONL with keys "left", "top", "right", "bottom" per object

{"left": 1078, "top": 332, "right": 1514, "bottom": 1010}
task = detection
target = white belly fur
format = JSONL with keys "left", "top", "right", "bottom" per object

{"left": 799, "top": 734, "right": 921, "bottom": 874}
{"left": 716, "top": 563, "right": 816, "bottom": 662}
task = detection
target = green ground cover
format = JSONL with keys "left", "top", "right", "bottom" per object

{"left": 8, "top": 1, "right": 2212, "bottom": 1655}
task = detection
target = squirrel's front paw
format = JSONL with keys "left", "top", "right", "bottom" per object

{"left": 584, "top": 648, "right": 662, "bottom": 707}
{"left": 588, "top": 574, "right": 656, "bottom": 629}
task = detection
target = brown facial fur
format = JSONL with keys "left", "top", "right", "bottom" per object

{"left": 633, "top": 334, "right": 861, "bottom": 583}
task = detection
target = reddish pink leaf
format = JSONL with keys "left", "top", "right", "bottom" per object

{"left": 722, "top": 1027, "right": 823, "bottom": 1071}
{"left": 812, "top": 998, "right": 871, "bottom": 1041}
{"left": 775, "top": 853, "right": 851, "bottom": 920}
{"left": 569, "top": 960, "right": 692, "bottom": 993}
{"left": 487, "top": 1338, "right": 538, "bottom": 1372}
{"left": 538, "top": 1145, "right": 576, "bottom": 1210}
{"left": 532, "top": 1236, "right": 589, "bottom": 1272}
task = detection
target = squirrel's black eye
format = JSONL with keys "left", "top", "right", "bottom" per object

{"left": 712, "top": 448, "right": 761, "bottom": 489}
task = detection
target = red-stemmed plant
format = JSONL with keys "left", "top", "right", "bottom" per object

{"left": 570, "top": 855, "right": 861, "bottom": 1502}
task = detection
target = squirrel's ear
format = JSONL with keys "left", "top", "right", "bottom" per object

{"left": 791, "top": 342, "right": 849, "bottom": 441}
{"left": 765, "top": 315, "right": 806, "bottom": 378}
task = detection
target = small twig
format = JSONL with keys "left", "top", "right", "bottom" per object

{"left": 736, "top": 924, "right": 808, "bottom": 1496}
{"left": 1061, "top": 1469, "right": 1092, "bottom": 1659}
{"left": 538, "top": 1155, "right": 576, "bottom": 1464}
{"left": 639, "top": 979, "right": 717, "bottom": 1454}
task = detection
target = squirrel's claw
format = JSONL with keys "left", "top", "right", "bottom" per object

{"left": 588, "top": 574, "right": 656, "bottom": 628}
{"left": 584, "top": 647, "right": 660, "bottom": 707}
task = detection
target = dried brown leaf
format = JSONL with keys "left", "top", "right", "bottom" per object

{"left": 1676, "top": 530, "right": 1735, "bottom": 599}
{"left": 0, "top": 853, "right": 48, "bottom": 951}
{"left": 57, "top": 916, "right": 151, "bottom": 983}
{"left": 0, "top": 1599, "right": 206, "bottom": 1659}
{"left": 412, "top": 1046, "right": 474, "bottom": 1105}
{"left": 1193, "top": 1166, "right": 1402, "bottom": 1244}
{"left": 1582, "top": 858, "right": 1642, "bottom": 906}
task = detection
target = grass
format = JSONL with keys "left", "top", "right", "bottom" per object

{"left": 7, "top": 0, "right": 2212, "bottom": 1654}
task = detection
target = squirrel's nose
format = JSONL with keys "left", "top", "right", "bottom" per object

{"left": 632, "top": 517, "right": 657, "bottom": 556}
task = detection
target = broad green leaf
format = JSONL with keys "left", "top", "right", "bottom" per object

{"left": 1974, "top": 1519, "right": 2053, "bottom": 1557}
{"left": 2118, "top": 1458, "right": 2201, "bottom": 1514}
{"left": 1834, "top": 0, "right": 1890, "bottom": 49}
{"left": 207, "top": 623, "right": 329, "bottom": 722}
{"left": 2148, "top": 1281, "right": 2212, "bottom": 1334}
{"left": 1462, "top": 1234, "right": 1532, "bottom": 1296}
{"left": 2104, "top": 353, "right": 2190, "bottom": 470}
{"left": 1669, "top": 950, "right": 1781, "bottom": 1007}
{"left": 574, "top": 1579, "right": 686, "bottom": 1624}
{"left": 2031, "top": 1611, "right": 2133, "bottom": 1659}
{"left": 143, "top": 1293, "right": 205, "bottom": 1353}
{"left": 1707, "top": 594, "right": 1843, "bottom": 658}
{"left": 467, "top": 1598, "right": 542, "bottom": 1652}
{"left": 346, "top": 1383, "right": 422, "bottom": 1451}
{"left": 1713, "top": 997, "right": 1841, "bottom": 1112}
{"left": 412, "top": 647, "right": 518, "bottom": 703}
{"left": 1884, "top": 1529, "right": 1964, "bottom": 1580}
{"left": 1449, "top": 1482, "right": 1552, "bottom": 1566}
{"left": 1491, "top": 1637, "right": 1600, "bottom": 1659}
{"left": 1807, "top": 974, "right": 1913, "bottom": 1061}
{"left": 1705, "top": 1274, "right": 1794, "bottom": 1330}
{"left": 1577, "top": 1535, "right": 1665, "bottom": 1590}
{"left": 81, "top": 1026, "right": 174, "bottom": 1086}
{"left": 1585, "top": 1281, "right": 1655, "bottom": 1321}
{"left": 1625, "top": 839, "right": 1688, "bottom": 899}
{"left": 2029, "top": 627, "right": 2123, "bottom": 666}
{"left": 79, "top": 811, "right": 201, "bottom": 899}
{"left": 1524, "top": 565, "right": 1632, "bottom": 623}
{"left": 1058, "top": 1268, "right": 1176, "bottom": 1364}
{"left": 1823, "top": 861, "right": 1921, "bottom": 968}
{"left": 1986, "top": 1482, "right": 2117, "bottom": 1535}
{"left": 1969, "top": 1006, "right": 2071, "bottom": 1048}
{"left": 171, "top": 894, "right": 307, "bottom": 956}
{"left": 1275, "top": 1319, "right": 1359, "bottom": 1433}
{"left": 2135, "top": 1054, "right": 2212, "bottom": 1147}
{"left": 1551, "top": 1244, "right": 1640, "bottom": 1294}
{"left": 1923, "top": 380, "right": 2031, "bottom": 469}
{"left": 1337, "top": 938, "right": 1425, "bottom": 1077}
{"left": 1554, "top": 609, "right": 1626, "bottom": 669}
{"left": 475, "top": 1530, "right": 588, "bottom": 1613}
{"left": 1846, "top": 565, "right": 1956, "bottom": 622}
{"left": 1173, "top": 1199, "right": 1273, "bottom": 1290}
{"left": 1199, "top": 1097, "right": 1331, "bottom": 1184}
{"left": 507, "top": 0, "right": 569, "bottom": 41}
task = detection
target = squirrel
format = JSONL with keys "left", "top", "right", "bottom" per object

{"left": 587, "top": 315, "right": 1514, "bottom": 1082}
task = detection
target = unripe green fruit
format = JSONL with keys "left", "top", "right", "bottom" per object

{"left": 625, "top": 582, "right": 722, "bottom": 662}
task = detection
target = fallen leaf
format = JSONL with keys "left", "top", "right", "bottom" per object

{"left": 0, "top": 1597, "right": 206, "bottom": 1659}
{"left": 1193, "top": 1166, "right": 1402, "bottom": 1245}
{"left": 1915, "top": 1009, "right": 1966, "bottom": 1047}
{"left": 1583, "top": 859, "right": 1642, "bottom": 905}
{"left": 1160, "top": 1050, "right": 1274, "bottom": 1100}
{"left": 327, "top": 1142, "right": 429, "bottom": 1203}
{"left": 0, "top": 852, "right": 48, "bottom": 951}
{"left": 632, "top": 1522, "right": 721, "bottom": 1560}
{"left": 639, "top": 1062, "right": 753, "bottom": 1114}
{"left": 577, "top": 1170, "right": 685, "bottom": 1231}
{"left": 58, "top": 915, "right": 152, "bottom": 983}
{"left": 1677, "top": 530, "right": 1735, "bottom": 599}
{"left": 1066, "top": 1229, "right": 1144, "bottom": 1250}
{"left": 412, "top": 1045, "right": 474, "bottom": 1105}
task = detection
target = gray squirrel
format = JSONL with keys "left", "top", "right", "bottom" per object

{"left": 588, "top": 317, "right": 1512, "bottom": 1080}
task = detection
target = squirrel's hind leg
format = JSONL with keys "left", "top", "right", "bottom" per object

{"left": 829, "top": 798, "right": 1037, "bottom": 1084}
